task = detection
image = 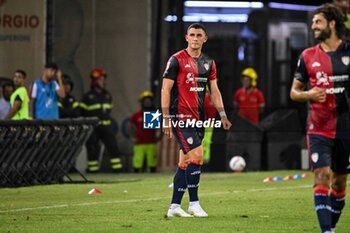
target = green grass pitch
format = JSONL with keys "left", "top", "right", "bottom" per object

{"left": 0, "top": 171, "right": 349, "bottom": 233}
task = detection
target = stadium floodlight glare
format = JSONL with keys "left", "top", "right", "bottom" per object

{"left": 164, "top": 14, "right": 248, "bottom": 23}
{"left": 268, "top": 2, "right": 318, "bottom": 11}
{"left": 184, "top": 1, "right": 264, "bottom": 9}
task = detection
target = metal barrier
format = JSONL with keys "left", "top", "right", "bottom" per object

{"left": 0, "top": 118, "right": 98, "bottom": 187}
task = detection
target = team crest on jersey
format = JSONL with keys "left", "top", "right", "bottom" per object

{"left": 341, "top": 56, "right": 350, "bottom": 66}
{"left": 204, "top": 63, "right": 209, "bottom": 71}
{"left": 187, "top": 137, "right": 193, "bottom": 145}
{"left": 311, "top": 153, "right": 319, "bottom": 163}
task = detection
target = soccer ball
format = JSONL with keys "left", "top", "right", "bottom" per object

{"left": 229, "top": 156, "right": 246, "bottom": 171}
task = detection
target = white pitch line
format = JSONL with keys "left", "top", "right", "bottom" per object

{"left": 0, "top": 184, "right": 313, "bottom": 214}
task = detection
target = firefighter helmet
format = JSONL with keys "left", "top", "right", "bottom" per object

{"left": 241, "top": 67, "right": 258, "bottom": 87}
{"left": 90, "top": 68, "right": 107, "bottom": 79}
{"left": 139, "top": 90, "right": 153, "bottom": 102}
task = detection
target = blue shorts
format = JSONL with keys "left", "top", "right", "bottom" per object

{"left": 308, "top": 134, "right": 350, "bottom": 174}
{"left": 172, "top": 126, "right": 204, "bottom": 154}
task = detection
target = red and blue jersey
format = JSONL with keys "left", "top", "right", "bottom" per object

{"left": 294, "top": 42, "right": 350, "bottom": 139}
{"left": 163, "top": 49, "right": 217, "bottom": 121}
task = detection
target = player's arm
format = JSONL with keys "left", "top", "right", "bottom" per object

{"left": 290, "top": 79, "right": 326, "bottom": 103}
{"left": 5, "top": 98, "right": 21, "bottom": 119}
{"left": 290, "top": 55, "right": 326, "bottom": 103}
{"left": 161, "top": 56, "right": 179, "bottom": 138}
{"left": 209, "top": 79, "right": 231, "bottom": 130}
{"left": 161, "top": 78, "right": 174, "bottom": 138}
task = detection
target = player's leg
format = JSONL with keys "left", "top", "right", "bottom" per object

{"left": 99, "top": 125, "right": 123, "bottom": 172}
{"left": 167, "top": 149, "right": 192, "bottom": 217}
{"left": 86, "top": 129, "right": 100, "bottom": 173}
{"left": 314, "top": 167, "right": 332, "bottom": 233}
{"left": 133, "top": 144, "right": 144, "bottom": 173}
{"left": 145, "top": 144, "right": 157, "bottom": 173}
{"left": 309, "top": 134, "right": 333, "bottom": 233}
{"left": 330, "top": 173, "right": 347, "bottom": 231}
{"left": 329, "top": 138, "right": 350, "bottom": 231}
{"left": 186, "top": 145, "right": 208, "bottom": 217}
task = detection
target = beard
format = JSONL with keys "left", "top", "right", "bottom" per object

{"left": 314, "top": 26, "right": 331, "bottom": 42}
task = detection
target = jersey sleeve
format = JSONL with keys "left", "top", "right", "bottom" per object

{"left": 30, "top": 82, "right": 38, "bottom": 98}
{"left": 209, "top": 60, "right": 217, "bottom": 80}
{"left": 54, "top": 80, "right": 60, "bottom": 91}
{"left": 14, "top": 94, "right": 23, "bottom": 103}
{"left": 294, "top": 55, "right": 308, "bottom": 83}
{"left": 162, "top": 56, "right": 179, "bottom": 80}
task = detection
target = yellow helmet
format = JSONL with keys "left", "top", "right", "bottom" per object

{"left": 241, "top": 67, "right": 258, "bottom": 87}
{"left": 139, "top": 90, "right": 153, "bottom": 102}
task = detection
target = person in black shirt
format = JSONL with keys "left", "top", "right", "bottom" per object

{"left": 58, "top": 74, "right": 79, "bottom": 118}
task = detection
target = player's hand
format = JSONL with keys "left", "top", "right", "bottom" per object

{"left": 308, "top": 87, "right": 326, "bottom": 103}
{"left": 221, "top": 116, "right": 232, "bottom": 130}
{"left": 162, "top": 118, "right": 172, "bottom": 138}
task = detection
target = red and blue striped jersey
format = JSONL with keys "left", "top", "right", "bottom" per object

{"left": 163, "top": 49, "right": 217, "bottom": 121}
{"left": 294, "top": 42, "right": 350, "bottom": 139}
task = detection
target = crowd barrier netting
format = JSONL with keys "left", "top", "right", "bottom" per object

{"left": 0, "top": 117, "right": 98, "bottom": 187}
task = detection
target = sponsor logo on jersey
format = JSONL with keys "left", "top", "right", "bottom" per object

{"left": 185, "top": 64, "right": 191, "bottom": 68}
{"left": 316, "top": 71, "right": 330, "bottom": 86}
{"left": 312, "top": 62, "right": 321, "bottom": 67}
{"left": 186, "top": 73, "right": 195, "bottom": 84}
{"left": 341, "top": 56, "right": 350, "bottom": 66}
{"left": 325, "top": 87, "right": 345, "bottom": 94}
{"left": 196, "top": 77, "right": 207, "bottom": 82}
{"left": 311, "top": 153, "right": 319, "bottom": 163}
{"left": 190, "top": 87, "right": 205, "bottom": 92}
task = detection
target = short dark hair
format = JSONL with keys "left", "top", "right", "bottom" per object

{"left": 15, "top": 69, "right": 27, "bottom": 78}
{"left": 2, "top": 82, "right": 14, "bottom": 94}
{"left": 187, "top": 23, "right": 207, "bottom": 35}
{"left": 314, "top": 3, "right": 346, "bottom": 38}
{"left": 45, "top": 62, "right": 58, "bottom": 71}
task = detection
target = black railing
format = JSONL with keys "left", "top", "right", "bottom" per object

{"left": 0, "top": 118, "right": 98, "bottom": 187}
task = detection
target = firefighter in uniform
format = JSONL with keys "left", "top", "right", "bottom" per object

{"left": 80, "top": 68, "right": 122, "bottom": 173}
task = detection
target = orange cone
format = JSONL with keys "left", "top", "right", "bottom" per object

{"left": 88, "top": 188, "right": 102, "bottom": 194}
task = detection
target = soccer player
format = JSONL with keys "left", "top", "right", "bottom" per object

{"left": 162, "top": 23, "right": 232, "bottom": 217}
{"left": 290, "top": 4, "right": 350, "bottom": 233}
{"left": 6, "top": 70, "right": 30, "bottom": 120}
{"left": 233, "top": 67, "right": 265, "bottom": 125}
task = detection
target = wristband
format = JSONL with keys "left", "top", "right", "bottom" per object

{"left": 219, "top": 111, "right": 226, "bottom": 118}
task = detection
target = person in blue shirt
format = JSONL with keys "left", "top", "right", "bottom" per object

{"left": 30, "top": 63, "right": 65, "bottom": 119}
